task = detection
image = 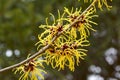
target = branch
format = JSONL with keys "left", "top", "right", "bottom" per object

{"left": 0, "top": 0, "right": 97, "bottom": 73}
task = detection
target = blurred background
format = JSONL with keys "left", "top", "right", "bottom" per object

{"left": 0, "top": 0, "right": 120, "bottom": 80}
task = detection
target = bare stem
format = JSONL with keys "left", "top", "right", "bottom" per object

{"left": 0, "top": 0, "right": 97, "bottom": 73}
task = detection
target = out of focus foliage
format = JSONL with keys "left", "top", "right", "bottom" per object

{"left": 0, "top": 0, "right": 120, "bottom": 80}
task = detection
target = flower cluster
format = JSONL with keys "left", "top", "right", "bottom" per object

{"left": 96, "top": 0, "right": 112, "bottom": 10}
{"left": 45, "top": 37, "right": 89, "bottom": 71}
{"left": 64, "top": 7, "right": 97, "bottom": 39}
{"left": 14, "top": 57, "right": 47, "bottom": 80}
{"left": 82, "top": 0, "right": 112, "bottom": 10}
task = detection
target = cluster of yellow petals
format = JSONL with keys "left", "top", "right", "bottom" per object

{"left": 82, "top": 0, "right": 112, "bottom": 10}
{"left": 96, "top": 0, "right": 112, "bottom": 10}
{"left": 14, "top": 57, "right": 47, "bottom": 80}
{"left": 45, "top": 37, "right": 89, "bottom": 71}
{"left": 64, "top": 7, "right": 97, "bottom": 39}
{"left": 35, "top": 13, "right": 66, "bottom": 50}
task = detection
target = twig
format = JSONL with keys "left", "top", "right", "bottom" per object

{"left": 0, "top": 0, "right": 97, "bottom": 73}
